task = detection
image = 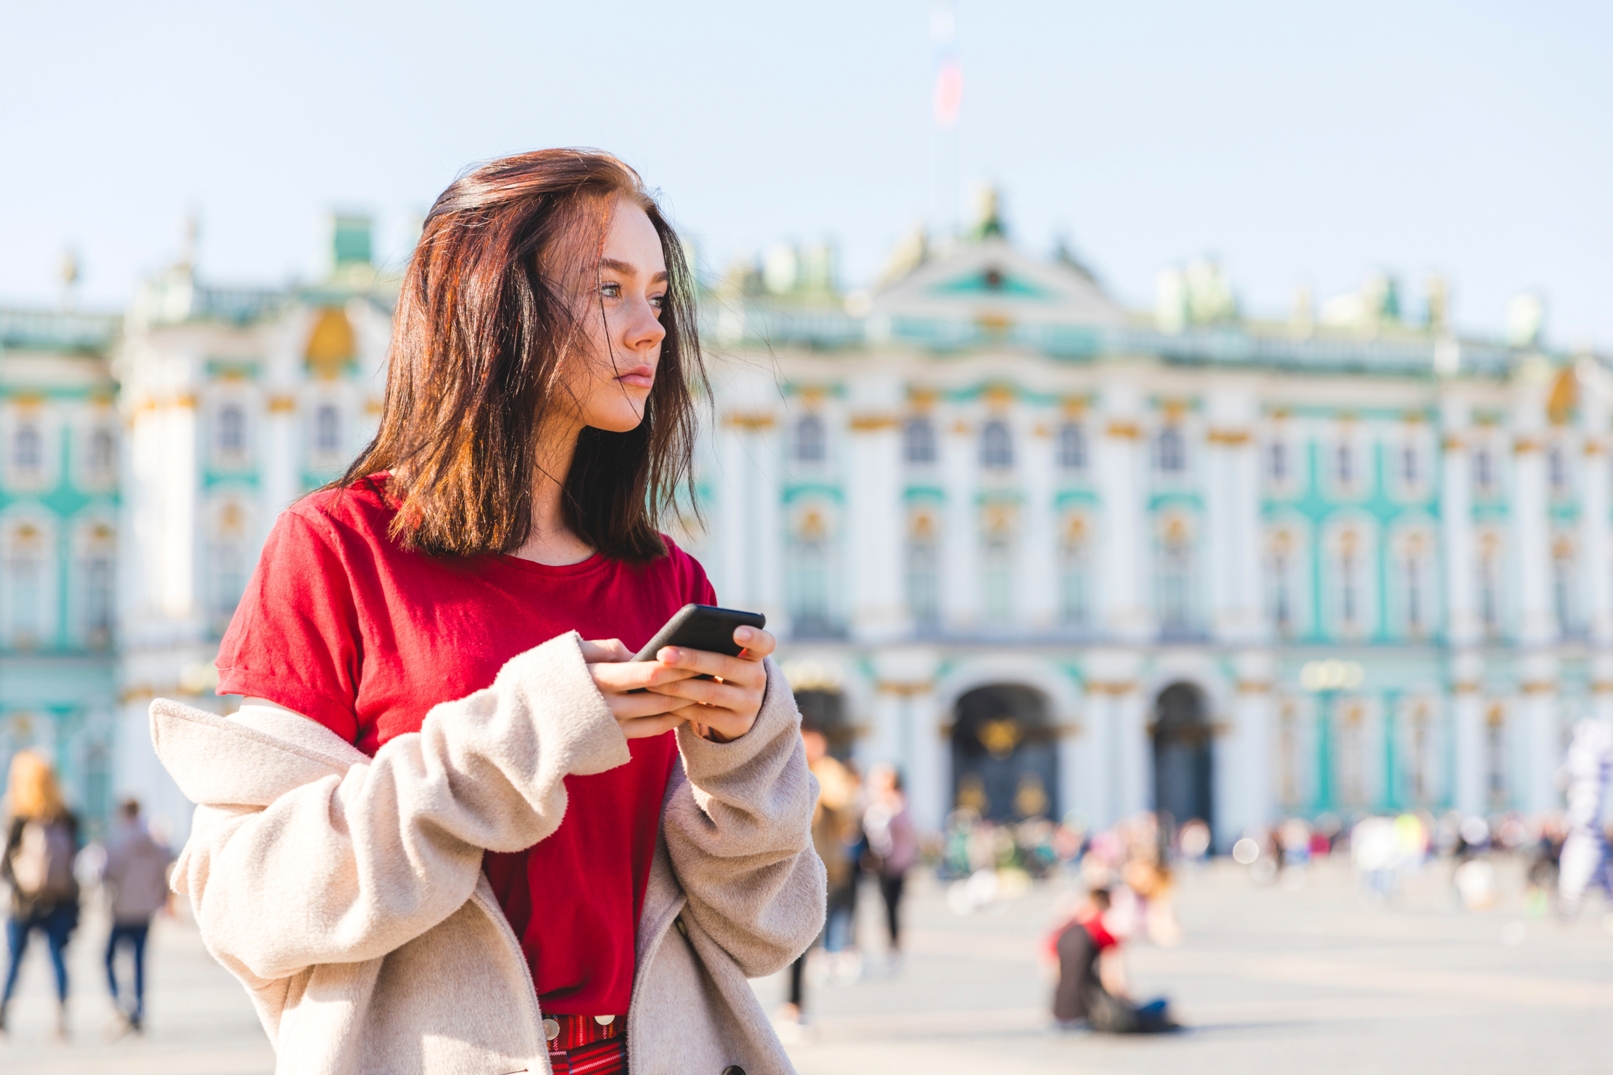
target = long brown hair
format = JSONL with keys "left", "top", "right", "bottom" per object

{"left": 343, "top": 149, "right": 704, "bottom": 560}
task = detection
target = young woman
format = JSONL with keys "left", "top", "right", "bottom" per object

{"left": 151, "top": 150, "right": 825, "bottom": 1075}
{"left": 1, "top": 751, "right": 81, "bottom": 1038}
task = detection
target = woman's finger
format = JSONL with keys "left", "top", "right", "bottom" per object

{"left": 733, "top": 625, "right": 776, "bottom": 659}
{"left": 580, "top": 638, "right": 632, "bottom": 663}
{"left": 645, "top": 676, "right": 755, "bottom": 711}
{"left": 653, "top": 647, "right": 766, "bottom": 688}
{"left": 617, "top": 712, "right": 688, "bottom": 739}
{"left": 591, "top": 660, "right": 700, "bottom": 694}
{"left": 605, "top": 690, "right": 698, "bottom": 721}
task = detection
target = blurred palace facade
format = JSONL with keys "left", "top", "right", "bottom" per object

{"left": 1, "top": 207, "right": 1607, "bottom": 845}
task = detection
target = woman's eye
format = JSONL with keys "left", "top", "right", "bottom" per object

{"left": 649, "top": 293, "right": 665, "bottom": 310}
{"left": 600, "top": 282, "right": 622, "bottom": 299}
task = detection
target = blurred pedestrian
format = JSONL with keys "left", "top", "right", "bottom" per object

{"left": 777, "top": 724, "right": 861, "bottom": 1031}
{"left": 862, "top": 762, "right": 918, "bottom": 970}
{"left": 0, "top": 750, "right": 81, "bottom": 1038}
{"left": 101, "top": 797, "right": 174, "bottom": 1033}
{"left": 1048, "top": 887, "right": 1175, "bottom": 1034}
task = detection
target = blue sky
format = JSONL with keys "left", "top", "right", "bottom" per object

{"left": 2, "top": 1, "right": 1609, "bottom": 346}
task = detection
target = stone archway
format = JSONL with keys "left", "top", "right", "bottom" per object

{"left": 1152, "top": 682, "right": 1213, "bottom": 833}
{"left": 951, "top": 684, "right": 1058, "bottom": 822}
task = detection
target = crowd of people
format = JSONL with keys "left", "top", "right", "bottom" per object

{"left": 0, "top": 751, "right": 174, "bottom": 1039}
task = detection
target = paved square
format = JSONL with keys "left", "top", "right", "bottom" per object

{"left": 2, "top": 858, "right": 1609, "bottom": 1073}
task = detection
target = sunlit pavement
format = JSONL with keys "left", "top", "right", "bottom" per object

{"left": 755, "top": 858, "right": 1613, "bottom": 1075}
{"left": 4, "top": 858, "right": 1611, "bottom": 1074}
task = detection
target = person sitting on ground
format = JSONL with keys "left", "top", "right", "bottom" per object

{"left": 1049, "top": 887, "right": 1176, "bottom": 1033}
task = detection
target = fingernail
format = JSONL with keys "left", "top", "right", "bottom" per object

{"left": 659, "top": 647, "right": 680, "bottom": 662}
{"left": 736, "top": 626, "right": 753, "bottom": 641}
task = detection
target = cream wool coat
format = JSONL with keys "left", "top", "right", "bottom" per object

{"left": 150, "top": 631, "right": 826, "bottom": 1075}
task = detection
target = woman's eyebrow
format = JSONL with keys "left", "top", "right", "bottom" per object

{"left": 599, "top": 258, "right": 668, "bottom": 284}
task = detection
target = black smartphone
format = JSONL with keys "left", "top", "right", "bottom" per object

{"left": 632, "top": 604, "right": 767, "bottom": 663}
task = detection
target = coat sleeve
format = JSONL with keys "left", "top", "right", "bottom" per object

{"left": 154, "top": 631, "right": 630, "bottom": 986}
{"left": 661, "top": 658, "right": 827, "bottom": 977}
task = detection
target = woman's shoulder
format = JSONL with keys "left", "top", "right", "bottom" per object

{"left": 281, "top": 476, "right": 399, "bottom": 549}
{"left": 652, "top": 534, "right": 715, "bottom": 597}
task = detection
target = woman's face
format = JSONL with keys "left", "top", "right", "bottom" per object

{"left": 557, "top": 196, "right": 669, "bottom": 434}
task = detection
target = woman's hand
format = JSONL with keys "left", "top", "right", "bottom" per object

{"left": 581, "top": 626, "right": 776, "bottom": 743}
{"left": 646, "top": 625, "right": 776, "bottom": 743}
{"left": 582, "top": 638, "right": 702, "bottom": 740}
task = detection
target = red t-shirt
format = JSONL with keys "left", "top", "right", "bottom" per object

{"left": 215, "top": 477, "right": 715, "bottom": 1017}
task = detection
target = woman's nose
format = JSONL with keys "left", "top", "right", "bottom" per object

{"left": 625, "top": 297, "right": 666, "bottom": 351}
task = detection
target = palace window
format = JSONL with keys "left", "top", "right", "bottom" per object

{"left": 1400, "top": 443, "right": 1419, "bottom": 489}
{"left": 1335, "top": 441, "right": 1355, "bottom": 488}
{"left": 787, "top": 507, "right": 834, "bottom": 637}
{"left": 1398, "top": 531, "right": 1431, "bottom": 638}
{"left": 86, "top": 427, "right": 116, "bottom": 483}
{"left": 1155, "top": 425, "right": 1186, "bottom": 475}
{"left": 1267, "top": 527, "right": 1303, "bottom": 637}
{"left": 903, "top": 417, "right": 936, "bottom": 465}
{"left": 79, "top": 520, "right": 115, "bottom": 647}
{"left": 1058, "top": 514, "right": 1091, "bottom": 628}
{"left": 1485, "top": 706, "right": 1507, "bottom": 805}
{"left": 905, "top": 511, "right": 941, "bottom": 630}
{"left": 1157, "top": 516, "right": 1194, "bottom": 635}
{"left": 1473, "top": 445, "right": 1495, "bottom": 496}
{"left": 315, "top": 404, "right": 342, "bottom": 456}
{"left": 1478, "top": 532, "right": 1503, "bottom": 639}
{"left": 1553, "top": 536, "right": 1578, "bottom": 637}
{"left": 1549, "top": 446, "right": 1569, "bottom": 496}
{"left": 12, "top": 423, "right": 42, "bottom": 479}
{"left": 1336, "top": 529, "right": 1364, "bottom": 635}
{"left": 1268, "top": 439, "right": 1288, "bottom": 484}
{"left": 1056, "top": 422, "right": 1087, "bottom": 472}
{"left": 217, "top": 404, "right": 246, "bottom": 458}
{"left": 1337, "top": 703, "right": 1367, "bottom": 808}
{"left": 207, "top": 503, "right": 252, "bottom": 624}
{"left": 1407, "top": 704, "right": 1433, "bottom": 804}
{"left": 979, "top": 419, "right": 1013, "bottom": 470}
{"left": 980, "top": 504, "right": 1015, "bottom": 624}
{"left": 4, "top": 523, "right": 47, "bottom": 647}
{"left": 793, "top": 414, "right": 826, "bottom": 464}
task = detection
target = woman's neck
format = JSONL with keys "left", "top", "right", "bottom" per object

{"left": 512, "top": 421, "right": 595, "bottom": 566}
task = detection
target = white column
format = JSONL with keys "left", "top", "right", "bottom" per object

{"left": 1095, "top": 378, "right": 1149, "bottom": 641}
{"left": 263, "top": 396, "right": 300, "bottom": 516}
{"left": 1205, "top": 387, "right": 1262, "bottom": 643}
{"left": 940, "top": 404, "right": 979, "bottom": 630}
{"left": 1579, "top": 372, "right": 1613, "bottom": 645}
{"left": 1017, "top": 402, "right": 1058, "bottom": 633}
{"left": 1520, "top": 653, "right": 1561, "bottom": 815}
{"left": 1077, "top": 681, "right": 1112, "bottom": 827}
{"left": 1512, "top": 377, "right": 1555, "bottom": 646}
{"left": 1451, "top": 652, "right": 1487, "bottom": 817}
{"left": 713, "top": 407, "right": 782, "bottom": 628}
{"left": 846, "top": 375, "right": 906, "bottom": 642}
{"left": 1090, "top": 648, "right": 1146, "bottom": 823}
{"left": 872, "top": 648, "right": 945, "bottom": 831}
{"left": 1057, "top": 689, "right": 1088, "bottom": 826}
{"left": 1217, "top": 650, "right": 1274, "bottom": 845}
{"left": 1440, "top": 396, "right": 1479, "bottom": 646}
{"left": 159, "top": 396, "right": 199, "bottom": 622}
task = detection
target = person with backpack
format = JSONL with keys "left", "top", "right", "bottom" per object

{"left": 1, "top": 750, "right": 81, "bottom": 1037}
{"left": 101, "top": 797, "right": 174, "bottom": 1033}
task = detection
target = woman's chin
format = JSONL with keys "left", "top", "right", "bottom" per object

{"left": 588, "top": 409, "right": 648, "bottom": 434}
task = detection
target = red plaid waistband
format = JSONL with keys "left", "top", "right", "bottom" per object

{"left": 545, "top": 1013, "right": 626, "bottom": 1075}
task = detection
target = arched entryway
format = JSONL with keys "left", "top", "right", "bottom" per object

{"left": 1151, "top": 682, "right": 1213, "bottom": 833}
{"left": 951, "top": 685, "right": 1058, "bottom": 821}
{"left": 796, "top": 688, "right": 854, "bottom": 761}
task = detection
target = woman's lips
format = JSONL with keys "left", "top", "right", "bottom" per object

{"left": 617, "top": 365, "right": 655, "bottom": 389}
